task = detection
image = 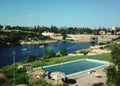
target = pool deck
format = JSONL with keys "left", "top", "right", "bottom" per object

{"left": 34, "top": 59, "right": 109, "bottom": 86}
{"left": 68, "top": 67, "right": 107, "bottom": 86}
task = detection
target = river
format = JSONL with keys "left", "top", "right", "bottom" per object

{"left": 0, "top": 42, "right": 95, "bottom": 68}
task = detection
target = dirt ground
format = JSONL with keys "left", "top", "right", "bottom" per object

{"left": 68, "top": 67, "right": 107, "bottom": 86}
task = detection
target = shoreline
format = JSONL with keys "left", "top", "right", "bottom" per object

{"left": 20, "top": 40, "right": 58, "bottom": 45}
{"left": 70, "top": 45, "right": 111, "bottom": 56}
{"left": 20, "top": 40, "right": 92, "bottom": 45}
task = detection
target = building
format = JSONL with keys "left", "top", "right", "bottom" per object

{"left": 42, "top": 31, "right": 55, "bottom": 37}
{"left": 99, "top": 30, "right": 106, "bottom": 35}
{"left": 111, "top": 26, "right": 116, "bottom": 31}
{"left": 2, "top": 25, "right": 10, "bottom": 30}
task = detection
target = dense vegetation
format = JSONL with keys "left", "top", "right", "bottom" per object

{"left": 59, "top": 48, "right": 68, "bottom": 56}
{"left": 106, "top": 44, "right": 120, "bottom": 86}
{"left": 1, "top": 25, "right": 120, "bottom": 46}
{"left": 0, "top": 30, "right": 51, "bottom": 46}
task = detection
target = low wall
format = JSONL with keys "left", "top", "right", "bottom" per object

{"left": 67, "top": 34, "right": 119, "bottom": 43}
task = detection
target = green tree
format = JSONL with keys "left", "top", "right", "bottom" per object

{"left": 26, "top": 54, "right": 37, "bottom": 62}
{"left": 60, "top": 48, "right": 68, "bottom": 56}
{"left": 111, "top": 44, "right": 120, "bottom": 71}
{"left": 7, "top": 32, "right": 21, "bottom": 44}
{"left": 60, "top": 29, "right": 67, "bottom": 40}
{"left": 43, "top": 50, "right": 56, "bottom": 59}
{"left": 106, "top": 44, "right": 120, "bottom": 86}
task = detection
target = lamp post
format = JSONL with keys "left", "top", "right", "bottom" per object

{"left": 12, "top": 51, "right": 16, "bottom": 86}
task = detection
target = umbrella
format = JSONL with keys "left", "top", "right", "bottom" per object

{"left": 50, "top": 71, "right": 66, "bottom": 80}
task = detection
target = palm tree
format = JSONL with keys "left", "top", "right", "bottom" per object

{"left": 111, "top": 44, "right": 120, "bottom": 72}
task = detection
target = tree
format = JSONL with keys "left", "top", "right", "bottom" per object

{"left": 111, "top": 44, "right": 120, "bottom": 71}
{"left": 26, "top": 54, "right": 37, "bottom": 62}
{"left": 106, "top": 44, "right": 120, "bottom": 86}
{"left": 43, "top": 50, "right": 56, "bottom": 59}
{"left": 50, "top": 25, "right": 59, "bottom": 33}
{"left": 60, "top": 48, "right": 68, "bottom": 56}
{"left": 7, "top": 32, "right": 22, "bottom": 44}
{"left": 0, "top": 25, "right": 3, "bottom": 29}
{"left": 60, "top": 29, "right": 67, "bottom": 40}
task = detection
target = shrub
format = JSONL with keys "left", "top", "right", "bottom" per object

{"left": 106, "top": 44, "right": 120, "bottom": 86}
{"left": 60, "top": 48, "right": 68, "bottom": 56}
{"left": 79, "top": 50, "right": 89, "bottom": 56}
{"left": 99, "top": 42, "right": 106, "bottom": 45}
{"left": 43, "top": 50, "right": 56, "bottom": 59}
{"left": 26, "top": 54, "right": 37, "bottom": 62}
{"left": 15, "top": 73, "right": 29, "bottom": 85}
{"left": 99, "top": 47, "right": 104, "bottom": 50}
{"left": 29, "top": 78, "right": 53, "bottom": 86}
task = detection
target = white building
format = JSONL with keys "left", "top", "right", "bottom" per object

{"left": 111, "top": 26, "right": 116, "bottom": 31}
{"left": 2, "top": 25, "right": 9, "bottom": 30}
{"left": 42, "top": 31, "right": 54, "bottom": 37}
{"left": 99, "top": 30, "right": 106, "bottom": 35}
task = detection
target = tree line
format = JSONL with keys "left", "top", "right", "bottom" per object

{"left": 1, "top": 25, "right": 120, "bottom": 46}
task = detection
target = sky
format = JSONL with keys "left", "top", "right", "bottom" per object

{"left": 0, "top": 0, "right": 120, "bottom": 29}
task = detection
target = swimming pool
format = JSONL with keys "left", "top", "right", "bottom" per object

{"left": 35, "top": 59, "right": 109, "bottom": 77}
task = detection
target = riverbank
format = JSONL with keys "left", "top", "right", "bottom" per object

{"left": 20, "top": 40, "right": 58, "bottom": 45}
{"left": 71, "top": 45, "right": 111, "bottom": 56}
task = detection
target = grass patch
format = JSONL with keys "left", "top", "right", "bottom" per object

{"left": 31, "top": 53, "right": 112, "bottom": 67}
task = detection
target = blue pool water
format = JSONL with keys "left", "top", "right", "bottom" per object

{"left": 43, "top": 59, "right": 108, "bottom": 76}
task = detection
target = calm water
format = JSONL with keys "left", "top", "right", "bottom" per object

{"left": 44, "top": 59, "right": 105, "bottom": 75}
{"left": 0, "top": 42, "right": 94, "bottom": 68}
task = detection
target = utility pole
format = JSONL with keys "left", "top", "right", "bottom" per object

{"left": 12, "top": 51, "right": 16, "bottom": 86}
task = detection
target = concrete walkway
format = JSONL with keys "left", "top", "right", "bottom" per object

{"left": 68, "top": 67, "right": 106, "bottom": 86}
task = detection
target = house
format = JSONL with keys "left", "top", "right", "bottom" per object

{"left": 99, "top": 30, "right": 106, "bottom": 35}
{"left": 42, "top": 31, "right": 54, "bottom": 37}
{"left": 2, "top": 25, "right": 10, "bottom": 30}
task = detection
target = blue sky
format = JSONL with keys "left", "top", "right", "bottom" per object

{"left": 0, "top": 0, "right": 120, "bottom": 28}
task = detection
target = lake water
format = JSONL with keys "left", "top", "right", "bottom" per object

{"left": 0, "top": 42, "right": 94, "bottom": 68}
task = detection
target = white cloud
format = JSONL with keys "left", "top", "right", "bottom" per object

{"left": 27, "top": 14, "right": 36, "bottom": 19}
{"left": 29, "top": 14, "right": 35, "bottom": 17}
{"left": 27, "top": 13, "right": 44, "bottom": 18}
{"left": 7, "top": 17, "right": 13, "bottom": 20}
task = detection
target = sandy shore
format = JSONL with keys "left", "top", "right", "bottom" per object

{"left": 68, "top": 67, "right": 107, "bottom": 86}
{"left": 68, "top": 45, "right": 111, "bottom": 56}
{"left": 20, "top": 40, "right": 57, "bottom": 45}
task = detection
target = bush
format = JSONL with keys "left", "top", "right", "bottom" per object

{"left": 99, "top": 42, "right": 106, "bottom": 45}
{"left": 15, "top": 73, "right": 29, "bottom": 85}
{"left": 26, "top": 54, "right": 37, "bottom": 62}
{"left": 106, "top": 44, "right": 120, "bottom": 86}
{"left": 29, "top": 78, "right": 53, "bottom": 86}
{"left": 79, "top": 50, "right": 89, "bottom": 56}
{"left": 99, "top": 47, "right": 104, "bottom": 49}
{"left": 60, "top": 48, "right": 68, "bottom": 56}
{"left": 43, "top": 50, "right": 56, "bottom": 59}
